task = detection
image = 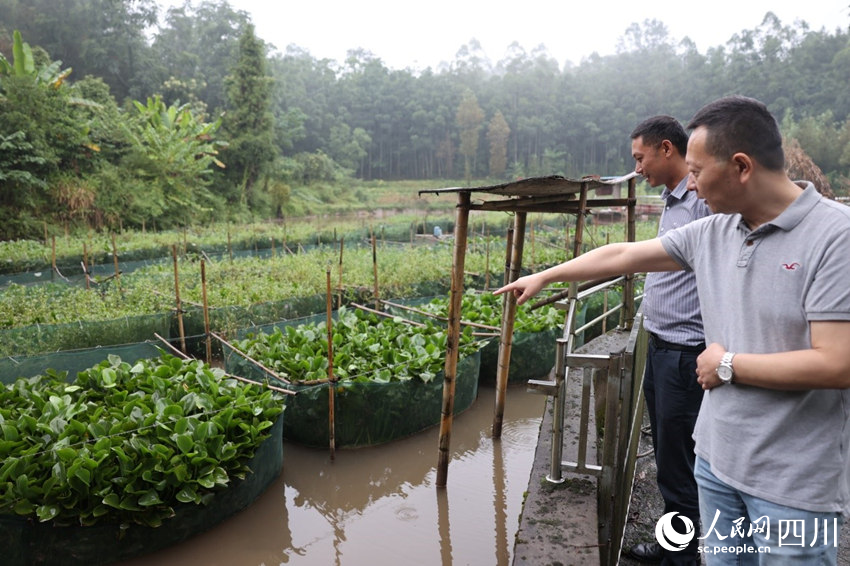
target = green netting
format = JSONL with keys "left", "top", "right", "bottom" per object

{"left": 382, "top": 294, "right": 563, "bottom": 384}
{"left": 221, "top": 310, "right": 481, "bottom": 448}
{"left": 0, "top": 414, "right": 284, "bottom": 566}
{"left": 477, "top": 327, "right": 562, "bottom": 384}
{"left": 0, "top": 340, "right": 163, "bottom": 383}
{"left": 225, "top": 344, "right": 479, "bottom": 448}
{"left": 0, "top": 312, "right": 172, "bottom": 358}
{"left": 0, "top": 347, "right": 285, "bottom": 566}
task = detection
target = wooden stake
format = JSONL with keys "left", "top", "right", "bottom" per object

{"left": 326, "top": 266, "right": 336, "bottom": 460}
{"left": 337, "top": 237, "right": 345, "bottom": 309}
{"left": 371, "top": 232, "right": 380, "bottom": 310}
{"left": 111, "top": 233, "right": 120, "bottom": 287}
{"left": 201, "top": 260, "right": 211, "bottom": 364}
{"left": 172, "top": 245, "right": 187, "bottom": 354}
{"left": 227, "top": 229, "right": 233, "bottom": 262}
{"left": 484, "top": 226, "right": 491, "bottom": 290}
{"left": 436, "top": 191, "right": 471, "bottom": 487}
{"left": 82, "top": 242, "right": 90, "bottom": 290}
{"left": 51, "top": 236, "right": 56, "bottom": 281}
{"left": 493, "top": 212, "right": 526, "bottom": 438}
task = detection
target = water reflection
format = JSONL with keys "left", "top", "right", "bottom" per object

{"left": 115, "top": 386, "right": 544, "bottom": 566}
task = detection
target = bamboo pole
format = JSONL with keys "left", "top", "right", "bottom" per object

{"left": 326, "top": 266, "right": 336, "bottom": 460}
{"left": 371, "top": 231, "right": 380, "bottom": 310}
{"left": 503, "top": 227, "right": 514, "bottom": 288}
{"left": 201, "top": 260, "right": 211, "bottom": 364}
{"left": 623, "top": 175, "right": 637, "bottom": 329}
{"left": 51, "top": 235, "right": 57, "bottom": 281}
{"left": 484, "top": 226, "right": 491, "bottom": 291}
{"left": 379, "top": 299, "right": 500, "bottom": 331}
{"left": 337, "top": 237, "right": 345, "bottom": 309}
{"left": 350, "top": 302, "right": 427, "bottom": 327}
{"left": 82, "top": 242, "right": 90, "bottom": 290}
{"left": 436, "top": 191, "right": 471, "bottom": 487}
{"left": 172, "top": 245, "right": 187, "bottom": 354}
{"left": 157, "top": 333, "right": 295, "bottom": 395}
{"left": 212, "top": 331, "right": 293, "bottom": 383}
{"left": 493, "top": 212, "right": 526, "bottom": 438}
{"left": 111, "top": 233, "right": 120, "bottom": 287}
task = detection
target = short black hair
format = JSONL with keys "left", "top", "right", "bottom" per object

{"left": 630, "top": 115, "right": 688, "bottom": 157}
{"left": 686, "top": 95, "right": 784, "bottom": 171}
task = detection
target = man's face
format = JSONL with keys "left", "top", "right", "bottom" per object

{"left": 686, "top": 127, "right": 737, "bottom": 213}
{"left": 631, "top": 136, "right": 666, "bottom": 188}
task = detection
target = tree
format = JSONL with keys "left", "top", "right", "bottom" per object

{"left": 119, "top": 95, "right": 226, "bottom": 228}
{"left": 219, "top": 23, "right": 276, "bottom": 209}
{"left": 456, "top": 89, "right": 484, "bottom": 182}
{"left": 486, "top": 110, "right": 510, "bottom": 178}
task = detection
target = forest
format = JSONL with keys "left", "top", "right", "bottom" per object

{"left": 1, "top": 0, "right": 849, "bottom": 239}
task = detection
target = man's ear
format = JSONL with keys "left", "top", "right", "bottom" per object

{"left": 660, "top": 140, "right": 674, "bottom": 157}
{"left": 732, "top": 152, "right": 753, "bottom": 180}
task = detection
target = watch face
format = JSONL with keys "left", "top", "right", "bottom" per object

{"left": 717, "top": 365, "right": 733, "bottom": 382}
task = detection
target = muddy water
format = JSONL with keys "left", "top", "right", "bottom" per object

{"left": 115, "top": 385, "right": 546, "bottom": 566}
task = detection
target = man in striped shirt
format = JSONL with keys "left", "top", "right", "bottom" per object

{"left": 628, "top": 116, "right": 711, "bottom": 565}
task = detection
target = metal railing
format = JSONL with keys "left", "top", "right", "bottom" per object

{"left": 527, "top": 278, "right": 648, "bottom": 565}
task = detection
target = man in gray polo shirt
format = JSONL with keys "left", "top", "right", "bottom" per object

{"left": 495, "top": 95, "right": 850, "bottom": 564}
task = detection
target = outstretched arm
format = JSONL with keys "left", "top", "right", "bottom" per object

{"left": 493, "top": 238, "right": 681, "bottom": 305}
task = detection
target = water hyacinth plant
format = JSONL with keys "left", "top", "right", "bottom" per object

{"left": 0, "top": 354, "right": 283, "bottom": 528}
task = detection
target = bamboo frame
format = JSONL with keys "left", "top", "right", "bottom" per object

{"left": 172, "top": 245, "right": 187, "bottom": 354}
{"left": 436, "top": 192, "right": 471, "bottom": 487}
{"left": 326, "top": 267, "right": 336, "bottom": 460}
{"left": 492, "top": 212, "right": 526, "bottom": 438}
{"left": 156, "top": 333, "right": 295, "bottom": 395}
{"left": 200, "top": 260, "right": 211, "bottom": 364}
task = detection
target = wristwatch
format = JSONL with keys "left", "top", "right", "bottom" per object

{"left": 716, "top": 352, "right": 736, "bottom": 384}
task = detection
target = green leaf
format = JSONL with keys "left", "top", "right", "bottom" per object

{"left": 36, "top": 504, "right": 60, "bottom": 522}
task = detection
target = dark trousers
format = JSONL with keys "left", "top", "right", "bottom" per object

{"left": 643, "top": 337, "right": 704, "bottom": 564}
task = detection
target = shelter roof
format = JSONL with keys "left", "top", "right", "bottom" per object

{"left": 418, "top": 172, "right": 638, "bottom": 214}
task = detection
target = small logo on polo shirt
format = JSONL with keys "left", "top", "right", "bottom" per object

{"left": 782, "top": 262, "right": 800, "bottom": 271}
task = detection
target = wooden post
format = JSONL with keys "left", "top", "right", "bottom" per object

{"left": 82, "top": 242, "right": 90, "bottom": 290}
{"left": 484, "top": 230, "right": 491, "bottom": 291}
{"left": 493, "top": 212, "right": 526, "bottom": 438}
{"left": 574, "top": 183, "right": 589, "bottom": 260}
{"left": 529, "top": 215, "right": 536, "bottom": 272}
{"left": 227, "top": 230, "right": 233, "bottom": 262}
{"left": 326, "top": 266, "right": 336, "bottom": 460}
{"left": 172, "top": 245, "right": 187, "bottom": 354}
{"left": 201, "top": 260, "right": 212, "bottom": 364}
{"left": 51, "top": 236, "right": 57, "bottom": 281}
{"left": 623, "top": 175, "right": 637, "bottom": 329}
{"left": 337, "top": 237, "right": 345, "bottom": 309}
{"left": 436, "top": 191, "right": 471, "bottom": 487}
{"left": 111, "top": 233, "right": 120, "bottom": 287}
{"left": 371, "top": 232, "right": 380, "bottom": 310}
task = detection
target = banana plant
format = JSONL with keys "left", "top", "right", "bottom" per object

{"left": 0, "top": 30, "right": 72, "bottom": 93}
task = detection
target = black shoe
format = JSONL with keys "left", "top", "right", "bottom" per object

{"left": 628, "top": 541, "right": 663, "bottom": 563}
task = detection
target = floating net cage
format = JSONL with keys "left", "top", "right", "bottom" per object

{"left": 0, "top": 340, "right": 286, "bottom": 566}
{"left": 220, "top": 308, "right": 480, "bottom": 448}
